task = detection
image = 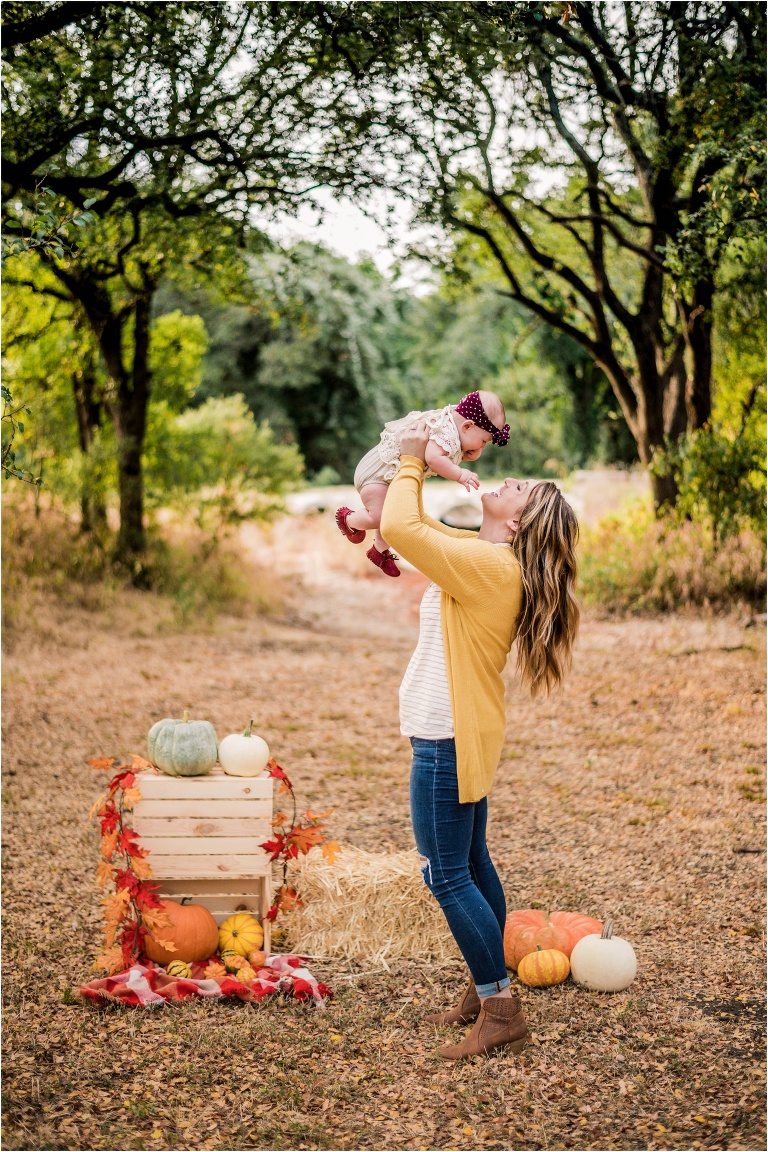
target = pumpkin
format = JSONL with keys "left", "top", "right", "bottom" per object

{"left": 570, "top": 919, "right": 637, "bottom": 992}
{"left": 218, "top": 913, "right": 264, "bottom": 957}
{"left": 517, "top": 947, "right": 570, "bottom": 988}
{"left": 504, "top": 910, "right": 603, "bottom": 969}
{"left": 204, "top": 961, "right": 226, "bottom": 979}
{"left": 166, "top": 960, "right": 192, "bottom": 979}
{"left": 247, "top": 948, "right": 268, "bottom": 969}
{"left": 143, "top": 900, "right": 220, "bottom": 965}
{"left": 218, "top": 720, "right": 271, "bottom": 778}
{"left": 235, "top": 964, "right": 257, "bottom": 985}
{"left": 148, "top": 712, "right": 218, "bottom": 777}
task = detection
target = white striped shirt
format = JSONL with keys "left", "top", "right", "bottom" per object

{"left": 399, "top": 583, "right": 454, "bottom": 739}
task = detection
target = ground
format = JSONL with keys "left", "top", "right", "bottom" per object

{"left": 2, "top": 511, "right": 766, "bottom": 1152}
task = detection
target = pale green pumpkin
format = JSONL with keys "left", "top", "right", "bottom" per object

{"left": 148, "top": 713, "right": 218, "bottom": 777}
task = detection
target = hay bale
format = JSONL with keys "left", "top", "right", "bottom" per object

{"left": 282, "top": 844, "right": 460, "bottom": 965}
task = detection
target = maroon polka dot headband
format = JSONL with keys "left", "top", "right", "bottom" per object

{"left": 455, "top": 392, "right": 510, "bottom": 446}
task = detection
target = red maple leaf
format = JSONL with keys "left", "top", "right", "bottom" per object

{"left": 99, "top": 805, "right": 120, "bottom": 835}
{"left": 118, "top": 828, "right": 148, "bottom": 858}
{"left": 260, "top": 835, "right": 287, "bottom": 862}
{"left": 134, "top": 882, "right": 164, "bottom": 911}
{"left": 266, "top": 758, "right": 292, "bottom": 789}
{"left": 108, "top": 768, "right": 135, "bottom": 795}
{"left": 265, "top": 905, "right": 279, "bottom": 921}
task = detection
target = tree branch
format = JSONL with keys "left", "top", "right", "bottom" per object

{"left": 1, "top": 2, "right": 105, "bottom": 48}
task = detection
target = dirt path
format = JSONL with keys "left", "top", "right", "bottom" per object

{"left": 2, "top": 514, "right": 766, "bottom": 1151}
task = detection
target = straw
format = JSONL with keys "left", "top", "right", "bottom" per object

{"left": 282, "top": 844, "right": 460, "bottom": 965}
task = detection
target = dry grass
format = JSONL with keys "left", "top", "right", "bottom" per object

{"left": 2, "top": 507, "right": 766, "bottom": 1151}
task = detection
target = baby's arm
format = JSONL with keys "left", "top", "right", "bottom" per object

{"left": 424, "top": 439, "right": 479, "bottom": 490}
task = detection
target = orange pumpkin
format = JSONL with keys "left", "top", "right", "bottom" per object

{"left": 248, "top": 949, "right": 267, "bottom": 969}
{"left": 518, "top": 947, "right": 570, "bottom": 987}
{"left": 504, "top": 910, "right": 603, "bottom": 969}
{"left": 143, "top": 900, "right": 220, "bottom": 965}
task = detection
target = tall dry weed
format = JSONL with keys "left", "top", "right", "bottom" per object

{"left": 579, "top": 503, "right": 766, "bottom": 614}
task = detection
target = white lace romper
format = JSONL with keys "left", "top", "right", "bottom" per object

{"left": 353, "top": 406, "right": 463, "bottom": 492}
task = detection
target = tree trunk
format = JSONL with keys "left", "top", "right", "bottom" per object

{"left": 114, "top": 295, "right": 152, "bottom": 565}
{"left": 72, "top": 342, "right": 107, "bottom": 534}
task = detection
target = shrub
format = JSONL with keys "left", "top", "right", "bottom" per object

{"left": 579, "top": 501, "right": 766, "bottom": 614}
{"left": 1, "top": 497, "right": 286, "bottom": 633}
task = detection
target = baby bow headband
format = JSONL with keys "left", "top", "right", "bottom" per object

{"left": 455, "top": 392, "right": 510, "bottom": 446}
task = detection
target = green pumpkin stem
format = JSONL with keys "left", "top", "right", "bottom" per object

{"left": 243, "top": 719, "right": 254, "bottom": 737}
{"left": 601, "top": 919, "right": 614, "bottom": 940}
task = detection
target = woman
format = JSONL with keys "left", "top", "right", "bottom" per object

{"left": 380, "top": 422, "right": 579, "bottom": 1061}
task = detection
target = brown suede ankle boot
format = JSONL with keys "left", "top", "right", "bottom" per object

{"left": 438, "top": 993, "right": 527, "bottom": 1061}
{"left": 424, "top": 980, "right": 480, "bottom": 1026}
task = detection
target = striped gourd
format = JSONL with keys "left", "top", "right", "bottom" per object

{"left": 517, "top": 947, "right": 570, "bottom": 987}
{"left": 166, "top": 960, "right": 192, "bottom": 979}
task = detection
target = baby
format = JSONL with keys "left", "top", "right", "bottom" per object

{"left": 335, "top": 390, "right": 509, "bottom": 577}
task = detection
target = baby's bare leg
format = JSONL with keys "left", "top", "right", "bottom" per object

{"left": 347, "top": 483, "right": 388, "bottom": 538}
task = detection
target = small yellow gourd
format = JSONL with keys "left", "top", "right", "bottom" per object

{"left": 166, "top": 960, "right": 192, "bottom": 979}
{"left": 235, "top": 964, "right": 257, "bottom": 985}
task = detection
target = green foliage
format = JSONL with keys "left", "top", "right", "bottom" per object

{"left": 579, "top": 502, "right": 766, "bottom": 615}
{"left": 144, "top": 395, "right": 304, "bottom": 544}
{"left": 1, "top": 174, "right": 96, "bottom": 262}
{"left": 149, "top": 311, "right": 209, "bottom": 413}
{"left": 652, "top": 417, "right": 766, "bottom": 543}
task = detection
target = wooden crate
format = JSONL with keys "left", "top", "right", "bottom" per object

{"left": 133, "top": 767, "right": 273, "bottom": 951}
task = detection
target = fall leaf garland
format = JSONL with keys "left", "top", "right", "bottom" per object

{"left": 87, "top": 754, "right": 173, "bottom": 975}
{"left": 260, "top": 757, "right": 338, "bottom": 921}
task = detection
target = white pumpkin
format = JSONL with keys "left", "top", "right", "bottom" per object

{"left": 570, "top": 919, "right": 637, "bottom": 991}
{"left": 218, "top": 720, "right": 270, "bottom": 777}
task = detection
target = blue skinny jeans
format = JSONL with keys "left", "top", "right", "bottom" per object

{"left": 409, "top": 737, "right": 510, "bottom": 996}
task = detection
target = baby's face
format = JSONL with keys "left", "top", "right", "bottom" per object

{"left": 459, "top": 422, "right": 493, "bottom": 460}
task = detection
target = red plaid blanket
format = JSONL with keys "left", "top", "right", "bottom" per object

{"left": 78, "top": 955, "right": 331, "bottom": 1008}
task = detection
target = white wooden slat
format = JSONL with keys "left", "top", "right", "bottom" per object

{"left": 141, "top": 836, "right": 269, "bottom": 856}
{"left": 158, "top": 878, "right": 267, "bottom": 896}
{"left": 136, "top": 771, "right": 272, "bottom": 801}
{"left": 134, "top": 816, "right": 271, "bottom": 839}
{"left": 158, "top": 894, "right": 264, "bottom": 926}
{"left": 133, "top": 798, "right": 272, "bottom": 819}
{"left": 149, "top": 855, "right": 271, "bottom": 879}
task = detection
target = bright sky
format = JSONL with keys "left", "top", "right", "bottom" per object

{"left": 265, "top": 187, "right": 437, "bottom": 293}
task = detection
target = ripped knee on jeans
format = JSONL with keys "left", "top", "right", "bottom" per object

{"left": 418, "top": 853, "right": 433, "bottom": 886}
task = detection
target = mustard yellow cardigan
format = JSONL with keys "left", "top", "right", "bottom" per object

{"left": 381, "top": 456, "right": 523, "bottom": 803}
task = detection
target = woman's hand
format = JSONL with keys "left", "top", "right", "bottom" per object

{"left": 400, "top": 420, "right": 430, "bottom": 462}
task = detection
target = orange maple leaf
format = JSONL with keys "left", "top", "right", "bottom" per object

{"left": 87, "top": 757, "right": 116, "bottom": 772}
{"left": 96, "top": 861, "right": 115, "bottom": 891}
{"left": 304, "top": 809, "right": 332, "bottom": 823}
{"left": 129, "top": 754, "right": 153, "bottom": 770}
{"left": 288, "top": 825, "right": 325, "bottom": 853}
{"left": 122, "top": 786, "right": 142, "bottom": 810}
{"left": 141, "top": 908, "right": 174, "bottom": 936}
{"left": 319, "top": 840, "right": 341, "bottom": 865}
{"left": 88, "top": 792, "right": 109, "bottom": 821}
{"left": 278, "top": 779, "right": 291, "bottom": 795}
{"left": 101, "top": 830, "right": 119, "bottom": 861}
{"left": 272, "top": 812, "right": 288, "bottom": 826}
{"left": 92, "top": 946, "right": 125, "bottom": 975}
{"left": 129, "top": 855, "right": 154, "bottom": 880}
{"left": 149, "top": 937, "right": 178, "bottom": 953}
{"left": 277, "top": 885, "right": 303, "bottom": 912}
{"left": 102, "top": 889, "right": 131, "bottom": 925}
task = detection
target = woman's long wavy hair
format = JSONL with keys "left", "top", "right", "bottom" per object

{"left": 510, "top": 482, "right": 580, "bottom": 698}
